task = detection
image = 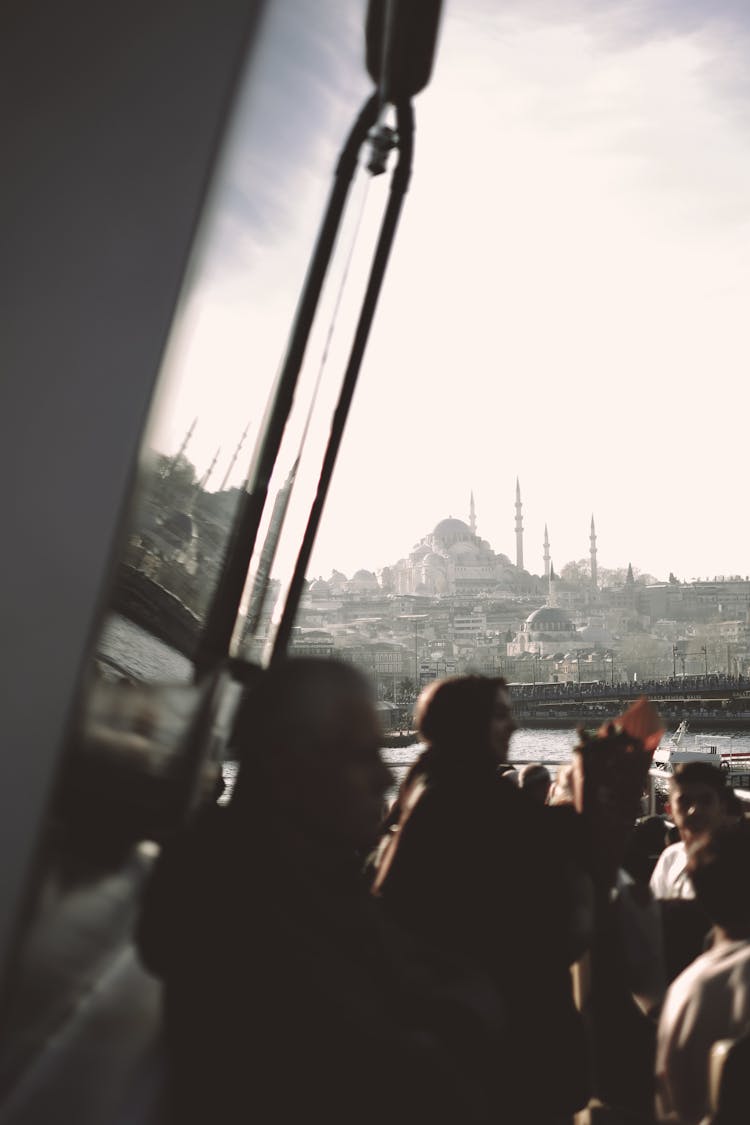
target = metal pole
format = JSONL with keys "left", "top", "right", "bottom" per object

{"left": 271, "top": 100, "right": 415, "bottom": 662}
{"left": 194, "top": 92, "right": 381, "bottom": 673}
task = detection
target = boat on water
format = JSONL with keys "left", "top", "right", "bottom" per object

{"left": 652, "top": 721, "right": 750, "bottom": 789}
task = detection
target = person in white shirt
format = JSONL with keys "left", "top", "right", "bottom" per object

{"left": 650, "top": 763, "right": 728, "bottom": 900}
{"left": 656, "top": 825, "right": 750, "bottom": 1124}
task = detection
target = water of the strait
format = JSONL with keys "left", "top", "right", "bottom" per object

{"left": 380, "top": 729, "right": 579, "bottom": 800}
{"left": 96, "top": 614, "right": 750, "bottom": 800}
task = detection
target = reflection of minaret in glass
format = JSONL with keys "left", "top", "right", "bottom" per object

{"left": 197, "top": 447, "right": 220, "bottom": 492}
{"left": 175, "top": 416, "right": 197, "bottom": 462}
{"left": 219, "top": 420, "right": 251, "bottom": 492}
{"left": 191, "top": 447, "right": 220, "bottom": 510}
{"left": 164, "top": 416, "right": 197, "bottom": 479}
{"left": 469, "top": 490, "right": 477, "bottom": 535}
{"left": 543, "top": 524, "right": 550, "bottom": 579}
{"left": 515, "top": 478, "right": 524, "bottom": 570}
{"left": 590, "top": 514, "right": 598, "bottom": 589}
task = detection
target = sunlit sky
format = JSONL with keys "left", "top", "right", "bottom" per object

{"left": 147, "top": 0, "right": 750, "bottom": 587}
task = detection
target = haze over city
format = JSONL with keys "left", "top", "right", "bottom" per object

{"left": 144, "top": 0, "right": 750, "bottom": 585}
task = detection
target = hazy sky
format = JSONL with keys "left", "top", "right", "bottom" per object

{"left": 147, "top": 0, "right": 750, "bottom": 588}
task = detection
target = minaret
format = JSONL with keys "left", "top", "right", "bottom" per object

{"left": 198, "top": 447, "right": 220, "bottom": 491}
{"left": 590, "top": 514, "right": 598, "bottom": 590}
{"left": 543, "top": 524, "right": 550, "bottom": 580}
{"left": 164, "top": 417, "right": 197, "bottom": 478}
{"left": 191, "top": 447, "right": 220, "bottom": 507}
{"left": 548, "top": 561, "right": 558, "bottom": 607}
{"left": 469, "top": 490, "right": 477, "bottom": 535}
{"left": 515, "top": 478, "right": 524, "bottom": 570}
{"left": 175, "top": 417, "right": 197, "bottom": 461}
{"left": 219, "top": 420, "right": 250, "bottom": 492}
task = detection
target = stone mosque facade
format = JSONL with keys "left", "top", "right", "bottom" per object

{"left": 384, "top": 491, "right": 544, "bottom": 597}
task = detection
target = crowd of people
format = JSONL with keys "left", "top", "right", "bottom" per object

{"left": 511, "top": 674, "right": 750, "bottom": 702}
{"left": 136, "top": 660, "right": 750, "bottom": 1124}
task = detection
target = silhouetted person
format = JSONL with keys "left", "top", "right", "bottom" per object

{"left": 656, "top": 825, "right": 750, "bottom": 1124}
{"left": 548, "top": 761, "right": 576, "bottom": 806}
{"left": 651, "top": 762, "right": 727, "bottom": 982}
{"left": 372, "top": 675, "right": 590, "bottom": 1123}
{"left": 518, "top": 761, "right": 552, "bottom": 805}
{"left": 137, "top": 660, "right": 496, "bottom": 1125}
{"left": 622, "top": 815, "right": 669, "bottom": 885}
{"left": 651, "top": 763, "right": 728, "bottom": 900}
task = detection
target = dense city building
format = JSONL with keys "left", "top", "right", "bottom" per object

{"left": 122, "top": 446, "right": 750, "bottom": 689}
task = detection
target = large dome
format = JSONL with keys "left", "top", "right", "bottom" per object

{"left": 449, "top": 541, "right": 479, "bottom": 558}
{"left": 432, "top": 517, "right": 473, "bottom": 542}
{"left": 525, "top": 606, "right": 574, "bottom": 630}
{"left": 309, "top": 578, "right": 331, "bottom": 598}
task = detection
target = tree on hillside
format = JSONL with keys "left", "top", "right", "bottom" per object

{"left": 596, "top": 564, "right": 661, "bottom": 587}
{"left": 138, "top": 451, "right": 198, "bottom": 513}
{"left": 617, "top": 634, "right": 671, "bottom": 678}
{"left": 560, "top": 559, "right": 590, "bottom": 585}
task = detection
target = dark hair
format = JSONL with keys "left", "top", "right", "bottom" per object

{"left": 688, "top": 825, "right": 750, "bottom": 931}
{"left": 670, "top": 761, "right": 727, "bottom": 793}
{"left": 231, "top": 658, "right": 373, "bottom": 763}
{"left": 622, "top": 815, "right": 668, "bottom": 883}
{"left": 415, "top": 675, "right": 506, "bottom": 756}
{"left": 519, "top": 763, "right": 551, "bottom": 789}
{"left": 721, "top": 787, "right": 746, "bottom": 821}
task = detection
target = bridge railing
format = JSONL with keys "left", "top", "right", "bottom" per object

{"left": 508, "top": 677, "right": 750, "bottom": 705}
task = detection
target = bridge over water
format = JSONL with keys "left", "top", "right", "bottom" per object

{"left": 509, "top": 675, "right": 750, "bottom": 729}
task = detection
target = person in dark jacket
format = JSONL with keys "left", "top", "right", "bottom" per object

{"left": 137, "top": 659, "right": 502, "bottom": 1125}
{"left": 372, "top": 675, "right": 592, "bottom": 1123}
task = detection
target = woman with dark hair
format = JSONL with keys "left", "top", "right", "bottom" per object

{"left": 373, "top": 675, "right": 590, "bottom": 1124}
{"left": 415, "top": 675, "right": 513, "bottom": 759}
{"left": 378, "top": 676, "right": 513, "bottom": 836}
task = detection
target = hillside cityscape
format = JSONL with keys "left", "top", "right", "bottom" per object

{"left": 114, "top": 446, "right": 750, "bottom": 705}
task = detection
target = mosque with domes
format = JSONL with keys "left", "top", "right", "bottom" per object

{"left": 507, "top": 605, "right": 581, "bottom": 657}
{"left": 384, "top": 486, "right": 545, "bottom": 597}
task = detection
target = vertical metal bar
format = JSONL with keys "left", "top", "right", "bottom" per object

{"left": 194, "top": 92, "right": 381, "bottom": 673}
{"left": 271, "top": 100, "right": 414, "bottom": 663}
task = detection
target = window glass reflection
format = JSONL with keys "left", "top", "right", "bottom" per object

{"left": 92, "top": 0, "right": 369, "bottom": 683}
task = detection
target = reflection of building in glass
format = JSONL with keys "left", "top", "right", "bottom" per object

{"left": 139, "top": 508, "right": 199, "bottom": 574}
{"left": 122, "top": 442, "right": 244, "bottom": 623}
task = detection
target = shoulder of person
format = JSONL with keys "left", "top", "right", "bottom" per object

{"left": 651, "top": 839, "right": 685, "bottom": 876}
